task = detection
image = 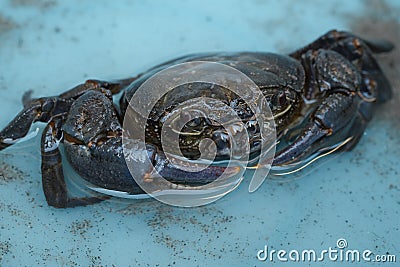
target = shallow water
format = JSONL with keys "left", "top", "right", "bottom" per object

{"left": 0, "top": 0, "right": 399, "bottom": 266}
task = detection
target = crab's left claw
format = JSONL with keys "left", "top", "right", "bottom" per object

{"left": 156, "top": 156, "right": 243, "bottom": 186}
{"left": 272, "top": 92, "right": 365, "bottom": 167}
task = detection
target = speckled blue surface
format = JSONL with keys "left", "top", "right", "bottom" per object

{"left": 0, "top": 0, "right": 399, "bottom": 266}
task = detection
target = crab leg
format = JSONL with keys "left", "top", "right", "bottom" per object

{"left": 290, "top": 30, "right": 393, "bottom": 102}
{"left": 289, "top": 30, "right": 393, "bottom": 60}
{"left": 0, "top": 81, "right": 99, "bottom": 150}
{"left": 57, "top": 78, "right": 138, "bottom": 100}
{"left": 0, "top": 97, "right": 72, "bottom": 150}
{"left": 0, "top": 78, "right": 139, "bottom": 151}
{"left": 41, "top": 116, "right": 109, "bottom": 208}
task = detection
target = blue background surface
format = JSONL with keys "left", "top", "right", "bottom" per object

{"left": 0, "top": 0, "right": 399, "bottom": 266}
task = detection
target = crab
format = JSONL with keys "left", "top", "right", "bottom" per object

{"left": 0, "top": 30, "right": 393, "bottom": 208}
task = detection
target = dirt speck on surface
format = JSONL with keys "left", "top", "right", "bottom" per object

{"left": 349, "top": 0, "right": 400, "bottom": 131}
{"left": 150, "top": 205, "right": 234, "bottom": 260}
{"left": 117, "top": 201, "right": 235, "bottom": 260}
{"left": 9, "top": 0, "right": 56, "bottom": 9}
{"left": 0, "top": 161, "right": 25, "bottom": 184}
{"left": 70, "top": 219, "right": 92, "bottom": 238}
{"left": 0, "top": 15, "right": 17, "bottom": 34}
{"left": 0, "top": 241, "right": 12, "bottom": 263}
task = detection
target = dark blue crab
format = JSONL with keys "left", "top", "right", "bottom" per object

{"left": 0, "top": 30, "right": 393, "bottom": 208}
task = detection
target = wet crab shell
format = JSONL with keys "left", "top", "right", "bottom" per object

{"left": 120, "top": 52, "right": 306, "bottom": 160}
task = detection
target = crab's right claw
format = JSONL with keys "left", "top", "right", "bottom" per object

{"left": 272, "top": 92, "right": 363, "bottom": 167}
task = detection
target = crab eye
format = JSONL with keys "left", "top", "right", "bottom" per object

{"left": 272, "top": 91, "right": 287, "bottom": 110}
{"left": 360, "top": 77, "right": 377, "bottom": 101}
{"left": 278, "top": 92, "right": 287, "bottom": 107}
